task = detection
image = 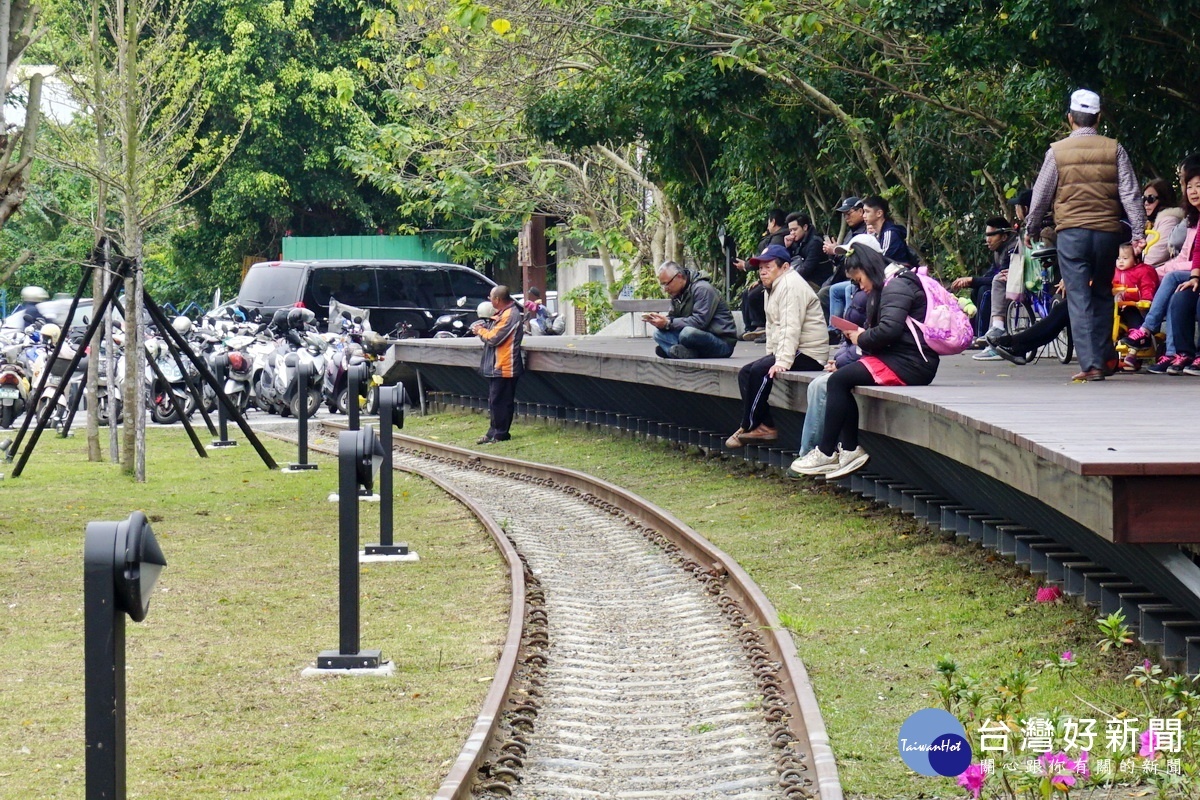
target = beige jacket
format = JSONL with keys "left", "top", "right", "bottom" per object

{"left": 765, "top": 268, "right": 828, "bottom": 369}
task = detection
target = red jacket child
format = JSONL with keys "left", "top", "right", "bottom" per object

{"left": 1113, "top": 249, "right": 1159, "bottom": 302}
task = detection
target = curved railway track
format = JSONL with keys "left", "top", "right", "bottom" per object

{"left": 300, "top": 423, "right": 841, "bottom": 800}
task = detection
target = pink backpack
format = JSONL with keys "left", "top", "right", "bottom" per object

{"left": 903, "top": 267, "right": 975, "bottom": 358}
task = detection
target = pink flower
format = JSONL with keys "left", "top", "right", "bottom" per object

{"left": 957, "top": 763, "right": 986, "bottom": 798}
{"left": 1144, "top": 659, "right": 1153, "bottom": 671}
{"left": 1140, "top": 730, "right": 1160, "bottom": 759}
{"left": 1039, "top": 750, "right": 1088, "bottom": 789}
{"left": 1036, "top": 586, "right": 1063, "bottom": 603}
{"left": 1060, "top": 650, "right": 1074, "bottom": 662}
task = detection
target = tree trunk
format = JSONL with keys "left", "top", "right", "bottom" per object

{"left": 87, "top": 0, "right": 107, "bottom": 462}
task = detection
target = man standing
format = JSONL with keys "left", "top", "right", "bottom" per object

{"left": 785, "top": 212, "right": 832, "bottom": 290}
{"left": 469, "top": 285, "right": 524, "bottom": 444}
{"left": 1026, "top": 89, "right": 1144, "bottom": 381}
{"left": 734, "top": 209, "right": 788, "bottom": 341}
{"left": 726, "top": 244, "right": 827, "bottom": 448}
{"left": 645, "top": 261, "right": 738, "bottom": 359}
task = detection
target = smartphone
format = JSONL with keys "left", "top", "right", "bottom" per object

{"left": 830, "top": 315, "right": 860, "bottom": 333}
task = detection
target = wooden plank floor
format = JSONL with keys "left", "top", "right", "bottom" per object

{"left": 391, "top": 335, "right": 1200, "bottom": 542}
{"left": 507, "top": 336, "right": 1200, "bottom": 477}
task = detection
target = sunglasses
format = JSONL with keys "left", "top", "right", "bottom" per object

{"left": 1143, "top": 195, "right": 1159, "bottom": 203}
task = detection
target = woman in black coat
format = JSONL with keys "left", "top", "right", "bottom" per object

{"left": 791, "top": 247, "right": 940, "bottom": 479}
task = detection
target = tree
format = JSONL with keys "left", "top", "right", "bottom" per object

{"left": 171, "top": 0, "right": 416, "bottom": 295}
{"left": 47, "top": 0, "right": 243, "bottom": 480}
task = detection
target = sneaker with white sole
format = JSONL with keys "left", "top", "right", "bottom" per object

{"left": 824, "top": 446, "right": 870, "bottom": 479}
{"left": 972, "top": 346, "right": 1004, "bottom": 361}
{"left": 788, "top": 448, "right": 833, "bottom": 476}
{"left": 788, "top": 448, "right": 839, "bottom": 476}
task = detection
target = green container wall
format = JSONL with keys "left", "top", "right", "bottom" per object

{"left": 281, "top": 235, "right": 448, "bottom": 262}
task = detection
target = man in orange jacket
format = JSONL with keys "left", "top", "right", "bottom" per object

{"left": 470, "top": 285, "right": 525, "bottom": 444}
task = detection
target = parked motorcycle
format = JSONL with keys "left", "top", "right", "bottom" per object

{"left": 256, "top": 308, "right": 328, "bottom": 418}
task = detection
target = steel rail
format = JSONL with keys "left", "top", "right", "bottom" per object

{"left": 387, "top": 431, "right": 841, "bottom": 800}
{"left": 267, "top": 420, "right": 842, "bottom": 798}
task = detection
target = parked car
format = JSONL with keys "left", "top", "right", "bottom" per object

{"left": 235, "top": 260, "right": 497, "bottom": 337}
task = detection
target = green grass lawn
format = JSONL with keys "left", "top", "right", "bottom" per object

{"left": 403, "top": 407, "right": 1156, "bottom": 799}
{"left": 0, "top": 429, "right": 507, "bottom": 799}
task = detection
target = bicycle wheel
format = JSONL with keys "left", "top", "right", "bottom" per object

{"left": 1005, "top": 298, "right": 1036, "bottom": 336}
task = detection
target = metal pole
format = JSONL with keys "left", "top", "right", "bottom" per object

{"left": 296, "top": 362, "right": 311, "bottom": 466}
{"left": 84, "top": 531, "right": 126, "bottom": 799}
{"left": 347, "top": 363, "right": 362, "bottom": 431}
{"left": 209, "top": 356, "right": 234, "bottom": 448}
{"left": 339, "top": 434, "right": 359, "bottom": 655}
{"left": 364, "top": 386, "right": 407, "bottom": 555}
{"left": 379, "top": 390, "right": 393, "bottom": 546}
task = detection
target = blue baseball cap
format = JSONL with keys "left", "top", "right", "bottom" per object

{"left": 749, "top": 244, "right": 793, "bottom": 265}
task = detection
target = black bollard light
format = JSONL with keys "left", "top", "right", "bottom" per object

{"left": 346, "top": 362, "right": 370, "bottom": 431}
{"left": 317, "top": 427, "right": 387, "bottom": 670}
{"left": 285, "top": 361, "right": 318, "bottom": 471}
{"left": 208, "top": 354, "right": 236, "bottom": 448}
{"left": 84, "top": 512, "right": 167, "bottom": 800}
{"left": 365, "top": 385, "right": 408, "bottom": 556}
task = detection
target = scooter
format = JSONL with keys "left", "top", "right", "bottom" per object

{"left": 256, "top": 308, "right": 328, "bottom": 417}
{"left": 0, "top": 342, "right": 30, "bottom": 428}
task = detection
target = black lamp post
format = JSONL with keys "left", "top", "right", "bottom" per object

{"left": 84, "top": 512, "right": 167, "bottom": 800}
{"left": 208, "top": 354, "right": 236, "bottom": 448}
{"left": 365, "top": 385, "right": 407, "bottom": 556}
{"left": 285, "top": 361, "right": 319, "bottom": 471}
{"left": 346, "top": 362, "right": 370, "bottom": 431}
{"left": 317, "top": 426, "right": 386, "bottom": 670}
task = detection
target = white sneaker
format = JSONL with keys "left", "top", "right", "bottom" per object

{"left": 972, "top": 346, "right": 1004, "bottom": 361}
{"left": 825, "top": 446, "right": 870, "bottom": 479}
{"left": 788, "top": 448, "right": 839, "bottom": 476}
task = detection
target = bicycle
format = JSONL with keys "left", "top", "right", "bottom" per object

{"left": 1004, "top": 246, "right": 1073, "bottom": 364}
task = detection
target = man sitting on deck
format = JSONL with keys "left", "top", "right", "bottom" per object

{"left": 644, "top": 261, "right": 738, "bottom": 359}
{"left": 726, "top": 245, "right": 828, "bottom": 448}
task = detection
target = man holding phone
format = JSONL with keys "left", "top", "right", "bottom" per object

{"left": 646, "top": 261, "right": 738, "bottom": 359}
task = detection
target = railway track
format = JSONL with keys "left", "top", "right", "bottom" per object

{"left": 298, "top": 421, "right": 840, "bottom": 800}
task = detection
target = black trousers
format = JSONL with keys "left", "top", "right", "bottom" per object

{"left": 487, "top": 376, "right": 519, "bottom": 439}
{"left": 738, "top": 352, "right": 823, "bottom": 431}
{"left": 742, "top": 281, "right": 766, "bottom": 331}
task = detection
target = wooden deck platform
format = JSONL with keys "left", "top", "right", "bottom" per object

{"left": 384, "top": 335, "right": 1200, "bottom": 547}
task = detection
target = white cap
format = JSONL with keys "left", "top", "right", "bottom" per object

{"left": 834, "top": 233, "right": 884, "bottom": 256}
{"left": 1070, "top": 89, "right": 1101, "bottom": 115}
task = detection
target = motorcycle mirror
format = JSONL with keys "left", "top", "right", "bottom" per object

{"left": 82, "top": 315, "right": 91, "bottom": 325}
{"left": 342, "top": 310, "right": 352, "bottom": 319}
{"left": 717, "top": 224, "right": 728, "bottom": 249}
{"left": 456, "top": 295, "right": 467, "bottom": 308}
{"left": 212, "top": 287, "right": 221, "bottom": 310}
{"left": 353, "top": 316, "right": 363, "bottom": 324}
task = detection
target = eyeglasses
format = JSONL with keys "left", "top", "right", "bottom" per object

{"left": 1142, "top": 195, "right": 1159, "bottom": 204}
{"left": 658, "top": 273, "right": 681, "bottom": 288}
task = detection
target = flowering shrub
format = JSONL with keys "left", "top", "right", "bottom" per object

{"left": 937, "top": 611, "right": 1200, "bottom": 799}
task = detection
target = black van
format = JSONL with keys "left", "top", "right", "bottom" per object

{"left": 235, "top": 260, "right": 497, "bottom": 336}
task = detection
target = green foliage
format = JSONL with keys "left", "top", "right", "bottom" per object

{"left": 563, "top": 280, "right": 615, "bottom": 333}
{"left": 1097, "top": 610, "right": 1135, "bottom": 653}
